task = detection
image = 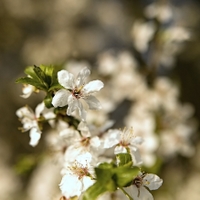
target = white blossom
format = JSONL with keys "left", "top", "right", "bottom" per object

{"left": 52, "top": 67, "right": 104, "bottom": 121}
{"left": 64, "top": 122, "right": 103, "bottom": 165}
{"left": 131, "top": 20, "right": 155, "bottom": 52}
{"left": 60, "top": 156, "right": 95, "bottom": 199}
{"left": 16, "top": 102, "right": 55, "bottom": 146}
{"left": 20, "top": 84, "right": 37, "bottom": 98}
{"left": 144, "top": 2, "right": 173, "bottom": 23}
{"left": 124, "top": 173, "right": 163, "bottom": 200}
{"left": 103, "top": 128, "right": 144, "bottom": 165}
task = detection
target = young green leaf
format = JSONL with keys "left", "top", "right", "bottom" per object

{"left": 116, "top": 153, "right": 133, "bottom": 167}
{"left": 82, "top": 180, "right": 116, "bottom": 200}
{"left": 113, "top": 166, "right": 140, "bottom": 187}
{"left": 16, "top": 77, "right": 47, "bottom": 90}
{"left": 16, "top": 65, "right": 62, "bottom": 93}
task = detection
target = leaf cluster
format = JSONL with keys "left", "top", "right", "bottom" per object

{"left": 16, "top": 65, "right": 63, "bottom": 107}
{"left": 82, "top": 153, "right": 140, "bottom": 200}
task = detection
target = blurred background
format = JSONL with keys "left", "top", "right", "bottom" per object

{"left": 1, "top": 0, "right": 200, "bottom": 199}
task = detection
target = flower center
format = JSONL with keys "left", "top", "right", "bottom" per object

{"left": 120, "top": 127, "right": 134, "bottom": 146}
{"left": 133, "top": 176, "right": 143, "bottom": 189}
{"left": 72, "top": 165, "right": 90, "bottom": 180}
{"left": 132, "top": 173, "right": 146, "bottom": 197}
{"left": 81, "top": 137, "right": 90, "bottom": 147}
{"left": 72, "top": 86, "right": 84, "bottom": 99}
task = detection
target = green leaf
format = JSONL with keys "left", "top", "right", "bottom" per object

{"left": 33, "top": 66, "right": 49, "bottom": 88}
{"left": 16, "top": 77, "right": 47, "bottom": 90}
{"left": 40, "top": 64, "right": 54, "bottom": 86}
{"left": 82, "top": 180, "right": 116, "bottom": 200}
{"left": 16, "top": 65, "right": 62, "bottom": 92}
{"left": 116, "top": 153, "right": 133, "bottom": 167}
{"left": 48, "top": 82, "right": 63, "bottom": 91}
{"left": 82, "top": 163, "right": 117, "bottom": 200}
{"left": 113, "top": 166, "right": 140, "bottom": 187}
{"left": 95, "top": 163, "right": 115, "bottom": 181}
{"left": 82, "top": 161, "right": 140, "bottom": 200}
{"left": 24, "top": 66, "right": 41, "bottom": 82}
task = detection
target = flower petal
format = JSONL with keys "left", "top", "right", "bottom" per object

{"left": 67, "top": 96, "right": 78, "bottom": 115}
{"left": 131, "top": 136, "right": 144, "bottom": 145}
{"left": 20, "top": 85, "right": 35, "bottom": 98}
{"left": 114, "top": 145, "right": 127, "bottom": 154}
{"left": 57, "top": 70, "right": 74, "bottom": 89}
{"left": 59, "top": 174, "right": 82, "bottom": 198}
{"left": 29, "top": 127, "right": 41, "bottom": 147}
{"left": 76, "top": 67, "right": 91, "bottom": 87}
{"left": 84, "top": 95, "right": 102, "bottom": 110}
{"left": 67, "top": 97, "right": 87, "bottom": 121}
{"left": 16, "top": 106, "right": 34, "bottom": 118}
{"left": 35, "top": 102, "right": 45, "bottom": 118}
{"left": 82, "top": 176, "right": 95, "bottom": 191}
{"left": 143, "top": 174, "right": 163, "bottom": 190}
{"left": 52, "top": 89, "right": 70, "bottom": 107}
{"left": 103, "top": 130, "right": 121, "bottom": 148}
{"left": 83, "top": 80, "right": 104, "bottom": 94}
{"left": 124, "top": 185, "right": 154, "bottom": 200}
{"left": 129, "top": 148, "right": 143, "bottom": 166}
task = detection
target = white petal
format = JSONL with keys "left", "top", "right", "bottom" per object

{"left": 78, "top": 121, "right": 89, "bottom": 133}
{"left": 83, "top": 80, "right": 104, "bottom": 94}
{"left": 42, "top": 109, "right": 56, "bottom": 120}
{"left": 67, "top": 97, "right": 86, "bottom": 121}
{"left": 64, "top": 146, "right": 89, "bottom": 164}
{"left": 16, "top": 106, "right": 34, "bottom": 118}
{"left": 114, "top": 146, "right": 127, "bottom": 154}
{"left": 84, "top": 95, "right": 102, "bottom": 110}
{"left": 131, "top": 136, "right": 144, "bottom": 145}
{"left": 29, "top": 128, "right": 41, "bottom": 147}
{"left": 124, "top": 185, "right": 154, "bottom": 200}
{"left": 76, "top": 67, "right": 91, "bottom": 87}
{"left": 82, "top": 176, "right": 95, "bottom": 191}
{"left": 59, "top": 174, "right": 82, "bottom": 198}
{"left": 52, "top": 89, "right": 70, "bottom": 107}
{"left": 67, "top": 96, "right": 78, "bottom": 115}
{"left": 103, "top": 130, "right": 121, "bottom": 148}
{"left": 76, "top": 152, "right": 93, "bottom": 166}
{"left": 57, "top": 70, "right": 75, "bottom": 89}
{"left": 22, "top": 119, "right": 36, "bottom": 131}
{"left": 129, "top": 148, "right": 143, "bottom": 166}
{"left": 20, "top": 85, "right": 35, "bottom": 98}
{"left": 143, "top": 174, "right": 163, "bottom": 190}
{"left": 90, "top": 136, "right": 101, "bottom": 149}
{"left": 35, "top": 102, "right": 45, "bottom": 118}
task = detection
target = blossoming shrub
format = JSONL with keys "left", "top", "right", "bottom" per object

{"left": 16, "top": 65, "right": 163, "bottom": 200}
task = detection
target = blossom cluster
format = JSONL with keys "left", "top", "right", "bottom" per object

{"left": 16, "top": 66, "right": 163, "bottom": 200}
{"left": 131, "top": 1, "right": 191, "bottom": 69}
{"left": 97, "top": 51, "right": 197, "bottom": 167}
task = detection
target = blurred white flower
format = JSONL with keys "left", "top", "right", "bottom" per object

{"left": 16, "top": 102, "right": 55, "bottom": 146}
{"left": 52, "top": 67, "right": 104, "bottom": 121}
{"left": 103, "top": 128, "right": 143, "bottom": 165}
{"left": 60, "top": 156, "right": 95, "bottom": 199}
{"left": 20, "top": 84, "right": 37, "bottom": 98}
{"left": 97, "top": 51, "right": 118, "bottom": 76}
{"left": 160, "top": 124, "right": 195, "bottom": 158}
{"left": 64, "top": 122, "right": 103, "bottom": 164}
{"left": 124, "top": 173, "right": 163, "bottom": 200}
{"left": 131, "top": 20, "right": 155, "bottom": 52}
{"left": 144, "top": 2, "right": 173, "bottom": 23}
